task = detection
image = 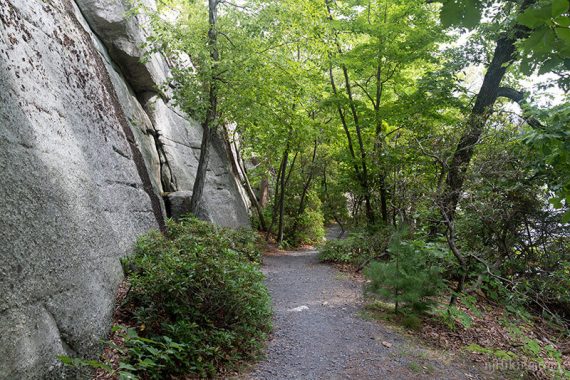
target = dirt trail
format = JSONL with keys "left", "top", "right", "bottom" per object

{"left": 246, "top": 232, "right": 490, "bottom": 379}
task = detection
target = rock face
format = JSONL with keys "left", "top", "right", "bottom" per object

{"left": 0, "top": 0, "right": 250, "bottom": 378}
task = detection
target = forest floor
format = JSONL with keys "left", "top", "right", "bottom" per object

{"left": 243, "top": 229, "right": 495, "bottom": 379}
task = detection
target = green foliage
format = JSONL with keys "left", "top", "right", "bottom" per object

{"left": 318, "top": 226, "right": 393, "bottom": 265}
{"left": 58, "top": 355, "right": 112, "bottom": 372}
{"left": 438, "top": 305, "right": 474, "bottom": 330}
{"left": 440, "top": 0, "right": 482, "bottom": 29}
{"left": 318, "top": 238, "right": 359, "bottom": 264}
{"left": 364, "top": 230, "right": 446, "bottom": 314}
{"left": 523, "top": 101, "right": 570, "bottom": 222}
{"left": 285, "top": 191, "right": 326, "bottom": 246}
{"left": 110, "top": 326, "right": 189, "bottom": 380}
{"left": 223, "top": 227, "right": 265, "bottom": 263}
{"left": 503, "top": 319, "right": 570, "bottom": 377}
{"left": 464, "top": 343, "right": 518, "bottom": 360}
{"left": 58, "top": 326, "right": 190, "bottom": 380}
{"left": 517, "top": 0, "right": 570, "bottom": 77}
{"left": 120, "top": 216, "right": 272, "bottom": 378}
{"left": 288, "top": 208, "right": 326, "bottom": 246}
{"left": 437, "top": 0, "right": 570, "bottom": 86}
{"left": 452, "top": 123, "right": 570, "bottom": 320}
{"left": 401, "top": 314, "right": 423, "bottom": 330}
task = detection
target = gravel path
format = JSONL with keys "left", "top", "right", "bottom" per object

{"left": 246, "top": 241, "right": 490, "bottom": 379}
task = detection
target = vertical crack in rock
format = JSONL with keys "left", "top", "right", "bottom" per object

{"left": 71, "top": 0, "right": 179, "bottom": 202}
{"left": 65, "top": 0, "right": 166, "bottom": 232}
{"left": 147, "top": 125, "right": 178, "bottom": 193}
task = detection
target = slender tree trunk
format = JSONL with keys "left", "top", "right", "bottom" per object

{"left": 277, "top": 148, "right": 289, "bottom": 244}
{"left": 379, "top": 177, "right": 388, "bottom": 223}
{"left": 373, "top": 60, "right": 388, "bottom": 223}
{"left": 292, "top": 140, "right": 318, "bottom": 233}
{"left": 224, "top": 128, "right": 266, "bottom": 229}
{"left": 267, "top": 147, "right": 297, "bottom": 241}
{"left": 340, "top": 58, "right": 374, "bottom": 225}
{"left": 267, "top": 155, "right": 285, "bottom": 240}
{"left": 328, "top": 63, "right": 361, "bottom": 179}
{"left": 259, "top": 176, "right": 270, "bottom": 207}
{"left": 284, "top": 151, "right": 299, "bottom": 187}
{"left": 297, "top": 140, "right": 318, "bottom": 215}
{"left": 237, "top": 149, "right": 267, "bottom": 231}
{"left": 190, "top": 0, "right": 219, "bottom": 216}
{"left": 442, "top": 208, "right": 467, "bottom": 307}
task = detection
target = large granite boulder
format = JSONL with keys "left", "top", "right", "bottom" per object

{"left": 0, "top": 0, "right": 250, "bottom": 377}
{"left": 0, "top": 0, "right": 161, "bottom": 377}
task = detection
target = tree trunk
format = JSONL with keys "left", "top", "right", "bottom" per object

{"left": 297, "top": 141, "right": 318, "bottom": 215}
{"left": 441, "top": 0, "right": 534, "bottom": 221}
{"left": 259, "top": 176, "right": 270, "bottom": 207}
{"left": 266, "top": 156, "right": 284, "bottom": 240}
{"left": 339, "top": 56, "right": 374, "bottom": 226}
{"left": 277, "top": 148, "right": 289, "bottom": 244}
{"left": 328, "top": 63, "right": 361, "bottom": 179}
{"left": 438, "top": 13, "right": 535, "bottom": 301}
{"left": 237, "top": 150, "right": 267, "bottom": 231}
{"left": 373, "top": 60, "right": 388, "bottom": 224}
{"left": 190, "top": 0, "right": 219, "bottom": 216}
{"left": 442, "top": 208, "right": 467, "bottom": 307}
{"left": 292, "top": 140, "right": 318, "bottom": 233}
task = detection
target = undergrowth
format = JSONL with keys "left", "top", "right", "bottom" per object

{"left": 317, "top": 225, "right": 393, "bottom": 266}
{"left": 60, "top": 216, "right": 272, "bottom": 379}
{"left": 322, "top": 227, "right": 570, "bottom": 379}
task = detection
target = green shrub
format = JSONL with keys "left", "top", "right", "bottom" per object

{"left": 120, "top": 216, "right": 272, "bottom": 378}
{"left": 286, "top": 191, "right": 326, "bottom": 246}
{"left": 290, "top": 208, "right": 325, "bottom": 245}
{"left": 222, "top": 227, "right": 265, "bottom": 263}
{"left": 318, "top": 238, "right": 357, "bottom": 263}
{"left": 111, "top": 326, "right": 189, "bottom": 380}
{"left": 318, "top": 226, "right": 392, "bottom": 265}
{"left": 365, "top": 231, "right": 445, "bottom": 314}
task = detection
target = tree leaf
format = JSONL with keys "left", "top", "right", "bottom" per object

{"left": 518, "top": 6, "right": 551, "bottom": 28}
{"left": 556, "top": 26, "right": 570, "bottom": 45}
{"left": 554, "top": 15, "right": 570, "bottom": 27}
{"left": 552, "top": 0, "right": 569, "bottom": 17}
{"left": 538, "top": 57, "right": 563, "bottom": 73}
{"left": 440, "top": 0, "right": 482, "bottom": 29}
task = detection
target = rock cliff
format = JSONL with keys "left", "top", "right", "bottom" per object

{"left": 0, "top": 0, "right": 250, "bottom": 377}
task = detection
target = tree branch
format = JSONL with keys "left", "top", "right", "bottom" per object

{"left": 496, "top": 87, "right": 545, "bottom": 129}
{"left": 497, "top": 87, "right": 525, "bottom": 103}
{"left": 354, "top": 81, "right": 376, "bottom": 107}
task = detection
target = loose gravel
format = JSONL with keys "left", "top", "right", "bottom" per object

{"left": 245, "top": 243, "right": 491, "bottom": 379}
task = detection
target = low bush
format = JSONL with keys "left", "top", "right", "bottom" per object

{"left": 120, "top": 218, "right": 271, "bottom": 378}
{"left": 118, "top": 216, "right": 272, "bottom": 378}
{"left": 364, "top": 230, "right": 445, "bottom": 314}
{"left": 318, "top": 226, "right": 392, "bottom": 266}
{"left": 262, "top": 190, "right": 326, "bottom": 248}
{"left": 318, "top": 237, "right": 357, "bottom": 264}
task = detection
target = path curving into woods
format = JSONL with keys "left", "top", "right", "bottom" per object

{"left": 245, "top": 230, "right": 491, "bottom": 380}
